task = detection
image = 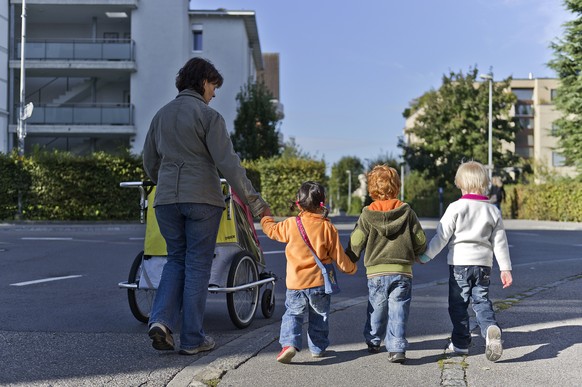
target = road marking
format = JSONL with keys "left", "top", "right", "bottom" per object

{"left": 21, "top": 237, "right": 73, "bottom": 241}
{"left": 10, "top": 275, "right": 83, "bottom": 287}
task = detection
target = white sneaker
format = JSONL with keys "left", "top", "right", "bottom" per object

{"left": 485, "top": 325, "right": 503, "bottom": 362}
{"left": 447, "top": 342, "right": 469, "bottom": 355}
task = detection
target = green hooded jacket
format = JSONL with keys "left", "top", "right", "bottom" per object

{"left": 346, "top": 203, "right": 427, "bottom": 276}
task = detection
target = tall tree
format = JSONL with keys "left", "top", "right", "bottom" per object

{"left": 231, "top": 80, "right": 282, "bottom": 160}
{"left": 399, "top": 67, "right": 518, "bottom": 187}
{"left": 548, "top": 0, "right": 582, "bottom": 172}
{"left": 329, "top": 156, "right": 364, "bottom": 213}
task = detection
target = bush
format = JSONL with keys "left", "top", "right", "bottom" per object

{"left": 245, "top": 157, "right": 326, "bottom": 216}
{"left": 505, "top": 181, "right": 582, "bottom": 222}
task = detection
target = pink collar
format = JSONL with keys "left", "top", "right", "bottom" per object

{"left": 461, "top": 193, "right": 489, "bottom": 201}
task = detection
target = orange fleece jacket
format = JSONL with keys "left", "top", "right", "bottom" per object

{"left": 260, "top": 211, "right": 357, "bottom": 290}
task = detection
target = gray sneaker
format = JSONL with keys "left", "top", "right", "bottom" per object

{"left": 388, "top": 352, "right": 406, "bottom": 363}
{"left": 179, "top": 336, "right": 215, "bottom": 356}
{"left": 148, "top": 323, "right": 174, "bottom": 351}
{"left": 485, "top": 325, "right": 503, "bottom": 362}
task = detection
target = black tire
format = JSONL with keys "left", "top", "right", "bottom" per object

{"left": 261, "top": 288, "right": 275, "bottom": 318}
{"left": 226, "top": 251, "right": 259, "bottom": 328}
{"left": 127, "top": 251, "right": 156, "bottom": 323}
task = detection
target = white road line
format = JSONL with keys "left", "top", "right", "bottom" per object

{"left": 21, "top": 237, "right": 73, "bottom": 241}
{"left": 10, "top": 275, "right": 83, "bottom": 287}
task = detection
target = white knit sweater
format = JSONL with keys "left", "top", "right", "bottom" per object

{"left": 424, "top": 195, "right": 512, "bottom": 271}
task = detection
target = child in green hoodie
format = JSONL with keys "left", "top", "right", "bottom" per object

{"left": 346, "top": 165, "right": 426, "bottom": 363}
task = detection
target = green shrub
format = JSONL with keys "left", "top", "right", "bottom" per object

{"left": 245, "top": 157, "right": 326, "bottom": 216}
{"left": 505, "top": 182, "right": 582, "bottom": 222}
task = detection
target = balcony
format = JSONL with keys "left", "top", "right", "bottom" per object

{"left": 23, "top": 103, "right": 134, "bottom": 126}
{"left": 14, "top": 39, "right": 135, "bottom": 61}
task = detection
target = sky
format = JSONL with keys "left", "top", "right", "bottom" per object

{"left": 191, "top": 0, "right": 571, "bottom": 169}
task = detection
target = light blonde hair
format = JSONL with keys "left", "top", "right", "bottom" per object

{"left": 367, "top": 165, "right": 401, "bottom": 201}
{"left": 454, "top": 161, "right": 489, "bottom": 194}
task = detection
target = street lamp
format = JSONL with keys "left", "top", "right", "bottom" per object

{"left": 479, "top": 74, "right": 493, "bottom": 181}
{"left": 346, "top": 170, "right": 352, "bottom": 215}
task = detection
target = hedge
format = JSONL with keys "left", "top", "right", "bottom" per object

{"left": 1, "top": 150, "right": 579, "bottom": 222}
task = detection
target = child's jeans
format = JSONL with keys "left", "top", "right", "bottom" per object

{"left": 279, "top": 286, "right": 330, "bottom": 355}
{"left": 364, "top": 274, "right": 412, "bottom": 353}
{"left": 448, "top": 265, "right": 498, "bottom": 349}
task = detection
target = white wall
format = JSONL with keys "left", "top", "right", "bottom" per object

{"left": 189, "top": 16, "right": 254, "bottom": 133}
{"left": 130, "top": 0, "right": 190, "bottom": 154}
{"left": 0, "top": 1, "right": 8, "bottom": 153}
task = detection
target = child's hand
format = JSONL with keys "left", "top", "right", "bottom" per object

{"left": 261, "top": 207, "right": 273, "bottom": 218}
{"left": 500, "top": 270, "right": 512, "bottom": 288}
{"left": 417, "top": 254, "right": 431, "bottom": 264}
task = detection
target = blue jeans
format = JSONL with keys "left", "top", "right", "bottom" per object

{"left": 149, "top": 203, "right": 223, "bottom": 350}
{"left": 279, "top": 287, "right": 330, "bottom": 355}
{"left": 448, "top": 265, "right": 498, "bottom": 349}
{"left": 364, "top": 275, "right": 412, "bottom": 353}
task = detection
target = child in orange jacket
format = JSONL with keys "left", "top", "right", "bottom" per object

{"left": 261, "top": 181, "right": 357, "bottom": 363}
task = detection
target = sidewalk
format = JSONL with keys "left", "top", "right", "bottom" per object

{"left": 176, "top": 273, "right": 582, "bottom": 387}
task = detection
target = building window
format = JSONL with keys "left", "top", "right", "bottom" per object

{"left": 512, "top": 88, "right": 533, "bottom": 101}
{"left": 551, "top": 122, "right": 560, "bottom": 135}
{"left": 552, "top": 152, "right": 566, "bottom": 167}
{"left": 550, "top": 89, "right": 558, "bottom": 101}
{"left": 192, "top": 24, "right": 203, "bottom": 51}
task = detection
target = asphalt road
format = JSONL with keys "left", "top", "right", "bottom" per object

{"left": 0, "top": 219, "right": 581, "bottom": 386}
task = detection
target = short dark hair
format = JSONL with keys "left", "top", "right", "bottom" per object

{"left": 293, "top": 181, "right": 329, "bottom": 218}
{"left": 175, "top": 57, "right": 224, "bottom": 94}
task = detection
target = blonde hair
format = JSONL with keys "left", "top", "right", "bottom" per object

{"left": 367, "top": 165, "right": 401, "bottom": 201}
{"left": 454, "top": 161, "right": 489, "bottom": 194}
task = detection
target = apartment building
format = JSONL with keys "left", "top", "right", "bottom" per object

{"left": 2, "top": 1, "right": 275, "bottom": 156}
{"left": 403, "top": 77, "right": 578, "bottom": 179}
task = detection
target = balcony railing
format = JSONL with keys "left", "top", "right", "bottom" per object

{"left": 14, "top": 39, "right": 135, "bottom": 61}
{"left": 21, "top": 103, "right": 134, "bottom": 125}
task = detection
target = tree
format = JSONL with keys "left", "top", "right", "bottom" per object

{"left": 398, "top": 67, "right": 519, "bottom": 187}
{"left": 280, "top": 136, "right": 314, "bottom": 160}
{"left": 328, "top": 156, "right": 364, "bottom": 213}
{"left": 365, "top": 152, "right": 399, "bottom": 171}
{"left": 231, "top": 80, "right": 282, "bottom": 160}
{"left": 548, "top": 0, "right": 582, "bottom": 172}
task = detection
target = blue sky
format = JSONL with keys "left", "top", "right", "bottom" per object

{"left": 191, "top": 0, "right": 570, "bottom": 168}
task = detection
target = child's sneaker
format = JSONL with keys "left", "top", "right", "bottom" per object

{"left": 277, "top": 346, "right": 296, "bottom": 363}
{"left": 148, "top": 323, "right": 174, "bottom": 351}
{"left": 311, "top": 350, "right": 325, "bottom": 358}
{"left": 485, "top": 325, "right": 503, "bottom": 362}
{"left": 367, "top": 343, "right": 381, "bottom": 354}
{"left": 447, "top": 342, "right": 469, "bottom": 355}
{"left": 388, "top": 352, "right": 406, "bottom": 363}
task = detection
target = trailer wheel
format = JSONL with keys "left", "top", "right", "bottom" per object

{"left": 226, "top": 251, "right": 259, "bottom": 328}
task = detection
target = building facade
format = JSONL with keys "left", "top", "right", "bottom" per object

{"left": 403, "top": 77, "right": 578, "bottom": 179}
{"left": 2, "top": 1, "right": 272, "bottom": 156}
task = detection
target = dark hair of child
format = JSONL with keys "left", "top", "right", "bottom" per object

{"left": 290, "top": 181, "right": 329, "bottom": 218}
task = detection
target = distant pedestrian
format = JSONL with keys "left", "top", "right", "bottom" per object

{"left": 260, "top": 181, "right": 357, "bottom": 363}
{"left": 489, "top": 176, "right": 506, "bottom": 211}
{"left": 419, "top": 161, "right": 512, "bottom": 362}
{"left": 143, "top": 57, "right": 269, "bottom": 355}
{"left": 345, "top": 165, "right": 427, "bottom": 364}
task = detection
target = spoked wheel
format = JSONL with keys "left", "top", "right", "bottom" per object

{"left": 127, "top": 251, "right": 156, "bottom": 323}
{"left": 226, "top": 250, "right": 260, "bottom": 328}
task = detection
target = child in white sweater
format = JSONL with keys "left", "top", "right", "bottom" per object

{"left": 420, "top": 161, "right": 512, "bottom": 362}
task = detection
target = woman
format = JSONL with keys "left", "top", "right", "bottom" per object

{"left": 143, "top": 57, "right": 269, "bottom": 355}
